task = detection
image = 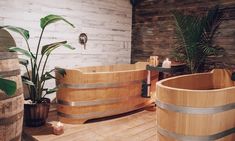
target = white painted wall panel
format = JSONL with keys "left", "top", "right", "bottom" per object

{"left": 0, "top": 0, "right": 132, "bottom": 100}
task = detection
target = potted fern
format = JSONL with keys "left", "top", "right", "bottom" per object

{"left": 172, "top": 6, "right": 224, "bottom": 73}
{"left": 1, "top": 14, "right": 75, "bottom": 127}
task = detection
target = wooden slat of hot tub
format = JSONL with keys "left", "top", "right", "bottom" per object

{"left": 212, "top": 69, "right": 235, "bottom": 89}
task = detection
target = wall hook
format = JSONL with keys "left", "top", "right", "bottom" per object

{"left": 79, "top": 33, "right": 88, "bottom": 49}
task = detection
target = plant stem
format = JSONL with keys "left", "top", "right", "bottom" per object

{"left": 35, "top": 54, "right": 44, "bottom": 84}
{"left": 24, "top": 65, "right": 32, "bottom": 95}
{"left": 41, "top": 55, "right": 49, "bottom": 79}
{"left": 25, "top": 40, "right": 34, "bottom": 76}
{"left": 32, "top": 28, "right": 45, "bottom": 102}
{"left": 38, "top": 55, "right": 49, "bottom": 99}
{"left": 35, "top": 28, "right": 45, "bottom": 62}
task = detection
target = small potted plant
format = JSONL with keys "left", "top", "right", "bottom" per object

{"left": 1, "top": 14, "right": 75, "bottom": 127}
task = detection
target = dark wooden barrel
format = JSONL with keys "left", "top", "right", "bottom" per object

{"left": 0, "top": 52, "right": 23, "bottom": 141}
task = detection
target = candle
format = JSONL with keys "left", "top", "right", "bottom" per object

{"left": 154, "top": 56, "right": 159, "bottom": 66}
{"left": 149, "top": 56, "right": 155, "bottom": 66}
{"left": 53, "top": 121, "right": 64, "bottom": 135}
{"left": 162, "top": 58, "right": 171, "bottom": 68}
{"left": 149, "top": 56, "right": 159, "bottom": 67}
{"left": 147, "top": 70, "right": 151, "bottom": 97}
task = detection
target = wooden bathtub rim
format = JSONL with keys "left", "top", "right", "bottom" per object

{"left": 56, "top": 67, "right": 148, "bottom": 74}
{"left": 156, "top": 70, "right": 235, "bottom": 92}
{"left": 55, "top": 62, "right": 148, "bottom": 74}
{"left": 157, "top": 125, "right": 235, "bottom": 141}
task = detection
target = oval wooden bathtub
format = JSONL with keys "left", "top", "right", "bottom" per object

{"left": 156, "top": 69, "right": 235, "bottom": 141}
{"left": 56, "top": 62, "right": 157, "bottom": 124}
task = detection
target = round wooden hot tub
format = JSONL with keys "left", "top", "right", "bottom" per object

{"left": 56, "top": 62, "right": 157, "bottom": 124}
{"left": 156, "top": 69, "right": 235, "bottom": 141}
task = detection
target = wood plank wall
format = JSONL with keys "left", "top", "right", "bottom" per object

{"left": 131, "top": 0, "right": 235, "bottom": 70}
{"left": 0, "top": 0, "right": 132, "bottom": 100}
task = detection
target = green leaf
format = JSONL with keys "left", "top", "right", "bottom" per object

{"left": 0, "top": 25, "right": 29, "bottom": 40}
{"left": 0, "top": 77, "right": 17, "bottom": 96}
{"left": 19, "top": 58, "right": 29, "bottom": 66}
{"left": 41, "top": 72, "right": 56, "bottom": 82}
{"left": 9, "top": 47, "right": 34, "bottom": 59}
{"left": 22, "top": 76, "right": 35, "bottom": 86}
{"left": 41, "top": 41, "right": 75, "bottom": 56}
{"left": 172, "top": 6, "right": 223, "bottom": 73}
{"left": 40, "top": 14, "right": 75, "bottom": 29}
{"left": 46, "top": 87, "right": 58, "bottom": 94}
{"left": 63, "top": 44, "right": 75, "bottom": 50}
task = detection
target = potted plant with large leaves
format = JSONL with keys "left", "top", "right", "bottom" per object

{"left": 1, "top": 14, "right": 75, "bottom": 127}
{"left": 172, "top": 6, "right": 224, "bottom": 73}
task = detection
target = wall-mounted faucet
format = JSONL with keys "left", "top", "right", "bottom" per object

{"left": 79, "top": 33, "right": 88, "bottom": 49}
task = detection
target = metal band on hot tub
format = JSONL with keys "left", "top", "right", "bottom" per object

{"left": 58, "top": 79, "right": 142, "bottom": 89}
{"left": 157, "top": 125, "right": 235, "bottom": 141}
{"left": 57, "top": 101, "right": 150, "bottom": 119}
{"left": 58, "top": 75, "right": 158, "bottom": 89}
{"left": 156, "top": 99, "right": 235, "bottom": 140}
{"left": 156, "top": 99, "right": 235, "bottom": 114}
{"left": 58, "top": 95, "right": 140, "bottom": 107}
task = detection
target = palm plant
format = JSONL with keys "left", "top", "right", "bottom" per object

{"left": 0, "top": 14, "right": 75, "bottom": 103}
{"left": 172, "top": 6, "right": 223, "bottom": 73}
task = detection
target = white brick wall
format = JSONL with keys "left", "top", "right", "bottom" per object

{"left": 0, "top": 0, "right": 132, "bottom": 100}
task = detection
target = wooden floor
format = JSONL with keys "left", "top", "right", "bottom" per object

{"left": 23, "top": 105, "right": 157, "bottom": 141}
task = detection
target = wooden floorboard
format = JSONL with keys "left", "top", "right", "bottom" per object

{"left": 23, "top": 105, "right": 157, "bottom": 141}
